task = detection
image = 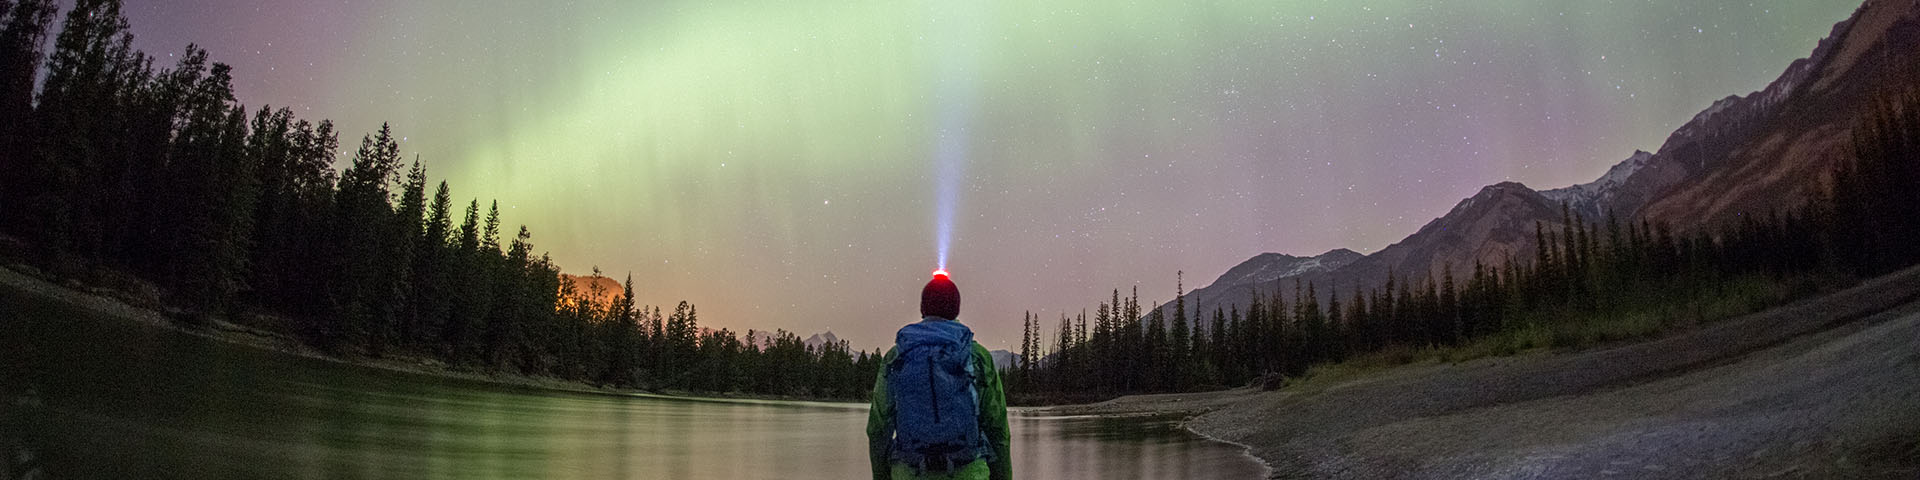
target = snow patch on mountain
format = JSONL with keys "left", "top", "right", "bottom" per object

{"left": 1212, "top": 249, "right": 1363, "bottom": 287}
{"left": 803, "top": 331, "right": 841, "bottom": 349}
{"left": 1541, "top": 150, "right": 1654, "bottom": 219}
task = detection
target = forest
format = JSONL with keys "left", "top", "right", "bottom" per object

{"left": 0, "top": 0, "right": 878, "bottom": 400}
{"left": 1009, "top": 87, "right": 1920, "bottom": 403}
{"left": 3, "top": 0, "right": 1916, "bottom": 405}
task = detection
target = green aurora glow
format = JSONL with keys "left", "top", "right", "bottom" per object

{"left": 120, "top": 0, "right": 1864, "bottom": 349}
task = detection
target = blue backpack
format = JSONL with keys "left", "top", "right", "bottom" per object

{"left": 887, "top": 318, "right": 992, "bottom": 473}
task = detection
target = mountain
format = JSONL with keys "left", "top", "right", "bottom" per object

{"left": 803, "top": 331, "right": 841, "bottom": 350}
{"left": 1164, "top": 181, "right": 1567, "bottom": 322}
{"left": 1635, "top": 0, "right": 1920, "bottom": 230}
{"left": 1216, "top": 249, "right": 1366, "bottom": 286}
{"left": 990, "top": 349, "right": 1021, "bottom": 370}
{"left": 1540, "top": 150, "right": 1653, "bottom": 222}
{"left": 1165, "top": 0, "right": 1920, "bottom": 321}
{"left": 1155, "top": 249, "right": 1361, "bottom": 321}
{"left": 1541, "top": 0, "right": 1915, "bottom": 231}
{"left": 1336, "top": 181, "right": 1562, "bottom": 282}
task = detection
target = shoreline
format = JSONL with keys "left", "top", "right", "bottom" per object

{"left": 1, "top": 259, "right": 1258, "bottom": 415}
{"left": 21, "top": 255, "right": 1919, "bottom": 478}
{"left": 1034, "top": 264, "right": 1920, "bottom": 478}
{"left": 0, "top": 262, "right": 867, "bottom": 406}
{"left": 4, "top": 261, "right": 1280, "bottom": 475}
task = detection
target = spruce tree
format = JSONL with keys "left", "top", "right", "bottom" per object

{"left": 391, "top": 159, "right": 428, "bottom": 348}
{"left": 1144, "top": 303, "right": 1166, "bottom": 391}
{"left": 410, "top": 181, "right": 453, "bottom": 351}
{"left": 1324, "top": 288, "right": 1343, "bottom": 360}
{"left": 482, "top": 200, "right": 501, "bottom": 254}
{"left": 329, "top": 124, "right": 403, "bottom": 349}
{"left": 245, "top": 107, "right": 299, "bottom": 306}
{"left": 1018, "top": 311, "right": 1033, "bottom": 391}
{"left": 1092, "top": 301, "right": 1111, "bottom": 392}
{"left": 1170, "top": 271, "right": 1190, "bottom": 378}
{"left": 25, "top": 0, "right": 143, "bottom": 256}
{"left": 1207, "top": 306, "right": 1225, "bottom": 384}
{"left": 458, "top": 199, "right": 480, "bottom": 252}
{"left": 0, "top": 0, "right": 57, "bottom": 187}
{"left": 1440, "top": 267, "right": 1459, "bottom": 345}
{"left": 157, "top": 61, "right": 253, "bottom": 315}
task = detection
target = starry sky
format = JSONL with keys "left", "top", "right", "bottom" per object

{"left": 100, "top": 0, "right": 1863, "bottom": 351}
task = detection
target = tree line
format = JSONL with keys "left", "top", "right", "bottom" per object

{"left": 0, "top": 0, "right": 877, "bottom": 399}
{"left": 5, "top": 0, "right": 1916, "bottom": 405}
{"left": 1012, "top": 89, "right": 1920, "bottom": 402}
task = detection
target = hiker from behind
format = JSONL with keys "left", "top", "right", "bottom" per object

{"left": 867, "top": 271, "right": 1011, "bottom": 480}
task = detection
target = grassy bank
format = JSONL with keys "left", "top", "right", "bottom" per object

{"left": 1289, "top": 272, "right": 1845, "bottom": 392}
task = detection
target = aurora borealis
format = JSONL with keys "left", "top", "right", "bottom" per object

{"left": 106, "top": 0, "right": 1864, "bottom": 350}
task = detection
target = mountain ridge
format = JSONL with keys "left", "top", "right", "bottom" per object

{"left": 1161, "top": 0, "right": 1918, "bottom": 322}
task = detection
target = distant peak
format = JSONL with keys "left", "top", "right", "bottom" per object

{"left": 1211, "top": 248, "right": 1364, "bottom": 288}
{"left": 804, "top": 331, "right": 839, "bottom": 344}
{"left": 1250, "top": 252, "right": 1305, "bottom": 261}
{"left": 1479, "top": 181, "right": 1534, "bottom": 195}
{"left": 1437, "top": 182, "right": 1546, "bottom": 226}
{"left": 1320, "top": 248, "right": 1361, "bottom": 258}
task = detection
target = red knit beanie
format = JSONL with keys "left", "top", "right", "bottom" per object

{"left": 921, "top": 273, "right": 960, "bottom": 320}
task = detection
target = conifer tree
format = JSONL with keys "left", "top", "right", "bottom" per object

{"left": 1144, "top": 303, "right": 1166, "bottom": 391}
{"left": 328, "top": 123, "right": 403, "bottom": 349}
{"left": 1440, "top": 267, "right": 1459, "bottom": 345}
{"left": 1206, "top": 306, "right": 1225, "bottom": 384}
{"left": 1324, "top": 288, "right": 1343, "bottom": 360}
{"left": 482, "top": 200, "right": 501, "bottom": 254}
{"left": 391, "top": 158, "right": 428, "bottom": 347}
{"left": 410, "top": 180, "right": 454, "bottom": 352}
{"left": 24, "top": 0, "right": 143, "bottom": 256}
{"left": 458, "top": 199, "right": 480, "bottom": 253}
{"left": 0, "top": 0, "right": 57, "bottom": 185}
{"left": 1347, "top": 289, "right": 1369, "bottom": 352}
{"left": 1170, "top": 271, "right": 1190, "bottom": 377}
{"left": 1018, "top": 311, "right": 1033, "bottom": 389}
{"left": 1091, "top": 301, "right": 1112, "bottom": 391}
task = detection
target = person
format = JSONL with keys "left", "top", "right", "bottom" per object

{"left": 867, "top": 271, "right": 1011, "bottom": 480}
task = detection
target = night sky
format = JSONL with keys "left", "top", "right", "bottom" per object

{"left": 98, "top": 0, "right": 1862, "bottom": 351}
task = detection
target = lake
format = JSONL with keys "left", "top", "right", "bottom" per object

{"left": 0, "top": 285, "right": 1267, "bottom": 479}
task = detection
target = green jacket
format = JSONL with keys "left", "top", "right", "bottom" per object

{"left": 867, "top": 340, "right": 1012, "bottom": 480}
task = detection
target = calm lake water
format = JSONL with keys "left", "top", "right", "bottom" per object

{"left": 0, "top": 286, "right": 1266, "bottom": 479}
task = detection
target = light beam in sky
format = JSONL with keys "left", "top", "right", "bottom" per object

{"left": 932, "top": 1, "right": 986, "bottom": 271}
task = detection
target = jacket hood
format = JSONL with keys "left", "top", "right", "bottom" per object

{"left": 896, "top": 316, "right": 974, "bottom": 350}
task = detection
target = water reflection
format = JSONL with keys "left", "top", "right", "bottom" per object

{"left": 1, "top": 288, "right": 1264, "bottom": 479}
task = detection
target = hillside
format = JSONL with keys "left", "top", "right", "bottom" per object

{"left": 1170, "top": 0, "right": 1920, "bottom": 319}
{"left": 1636, "top": 0, "right": 1920, "bottom": 229}
{"left": 1159, "top": 249, "right": 1360, "bottom": 320}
